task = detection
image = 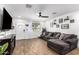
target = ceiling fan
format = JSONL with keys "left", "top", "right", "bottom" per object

{"left": 38, "top": 12, "right": 49, "bottom": 18}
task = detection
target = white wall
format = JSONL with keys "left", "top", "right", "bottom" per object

{"left": 0, "top": 5, "right": 4, "bottom": 11}
{"left": 13, "top": 18, "right": 42, "bottom": 40}
{"left": 45, "top": 11, "right": 79, "bottom": 36}
{"left": 44, "top": 11, "right": 79, "bottom": 48}
{"left": 0, "top": 10, "right": 2, "bottom": 29}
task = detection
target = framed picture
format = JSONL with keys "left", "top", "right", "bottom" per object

{"left": 59, "top": 18, "right": 63, "bottom": 23}
{"left": 64, "top": 16, "right": 69, "bottom": 21}
{"left": 56, "top": 24, "right": 59, "bottom": 28}
{"left": 70, "top": 19, "right": 74, "bottom": 23}
{"left": 32, "top": 22, "right": 41, "bottom": 31}
{"left": 61, "top": 24, "right": 69, "bottom": 29}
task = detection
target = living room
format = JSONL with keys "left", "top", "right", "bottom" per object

{"left": 0, "top": 4, "right": 79, "bottom": 55}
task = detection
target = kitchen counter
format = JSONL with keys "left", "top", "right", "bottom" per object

{"left": 0, "top": 30, "right": 16, "bottom": 55}
{"left": 0, "top": 34, "right": 15, "bottom": 40}
{"left": 0, "top": 30, "right": 15, "bottom": 40}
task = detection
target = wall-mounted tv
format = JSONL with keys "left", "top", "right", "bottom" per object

{"left": 2, "top": 8, "right": 12, "bottom": 30}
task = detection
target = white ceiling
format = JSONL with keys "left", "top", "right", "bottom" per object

{"left": 4, "top": 4, "right": 79, "bottom": 21}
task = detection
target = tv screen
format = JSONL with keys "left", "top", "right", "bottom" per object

{"left": 2, "top": 8, "right": 12, "bottom": 30}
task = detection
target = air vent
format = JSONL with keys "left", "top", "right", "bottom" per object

{"left": 26, "top": 4, "right": 32, "bottom": 8}
{"left": 52, "top": 12, "right": 57, "bottom": 14}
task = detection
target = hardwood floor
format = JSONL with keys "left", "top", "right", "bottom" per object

{"left": 13, "top": 38, "right": 79, "bottom": 55}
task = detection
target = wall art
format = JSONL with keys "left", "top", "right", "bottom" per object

{"left": 70, "top": 19, "right": 74, "bottom": 23}
{"left": 59, "top": 18, "right": 63, "bottom": 23}
{"left": 56, "top": 24, "right": 59, "bottom": 28}
{"left": 61, "top": 24, "right": 69, "bottom": 29}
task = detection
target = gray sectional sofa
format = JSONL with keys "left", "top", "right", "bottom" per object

{"left": 40, "top": 29, "right": 78, "bottom": 54}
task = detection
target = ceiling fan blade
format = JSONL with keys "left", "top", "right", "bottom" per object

{"left": 41, "top": 16, "right": 49, "bottom": 18}
{"left": 38, "top": 12, "right": 49, "bottom": 18}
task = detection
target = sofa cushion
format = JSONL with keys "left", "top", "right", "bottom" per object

{"left": 62, "top": 34, "right": 77, "bottom": 41}
{"left": 52, "top": 32, "right": 61, "bottom": 39}
{"left": 46, "top": 32, "right": 53, "bottom": 37}
{"left": 55, "top": 33, "right": 61, "bottom": 38}
{"left": 59, "top": 33, "right": 64, "bottom": 40}
{"left": 62, "top": 34, "right": 71, "bottom": 40}
{"left": 67, "top": 34, "right": 77, "bottom": 39}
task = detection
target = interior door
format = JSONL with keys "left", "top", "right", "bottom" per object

{"left": 16, "top": 23, "right": 26, "bottom": 39}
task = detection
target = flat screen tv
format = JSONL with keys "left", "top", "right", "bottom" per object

{"left": 2, "top": 8, "right": 12, "bottom": 30}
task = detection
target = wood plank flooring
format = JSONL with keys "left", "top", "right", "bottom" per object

{"left": 12, "top": 38, "right": 79, "bottom": 55}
